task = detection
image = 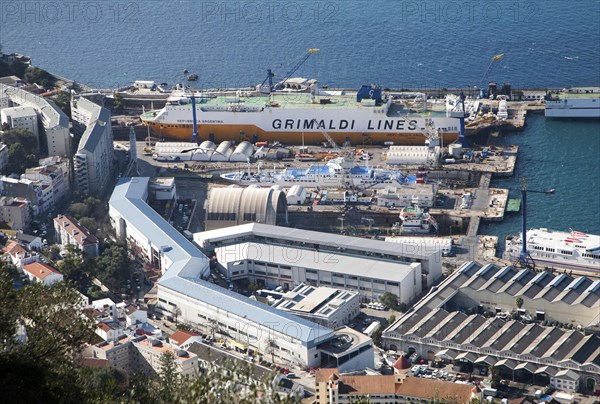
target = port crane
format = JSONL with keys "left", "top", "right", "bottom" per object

{"left": 262, "top": 48, "right": 320, "bottom": 92}
{"left": 513, "top": 177, "right": 555, "bottom": 269}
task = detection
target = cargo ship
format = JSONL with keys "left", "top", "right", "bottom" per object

{"left": 140, "top": 84, "right": 461, "bottom": 145}
{"left": 545, "top": 87, "right": 600, "bottom": 118}
{"left": 504, "top": 228, "right": 600, "bottom": 272}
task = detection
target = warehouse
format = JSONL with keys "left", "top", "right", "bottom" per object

{"left": 204, "top": 186, "right": 288, "bottom": 230}
{"left": 193, "top": 223, "right": 444, "bottom": 303}
{"left": 382, "top": 261, "right": 600, "bottom": 394}
{"left": 210, "top": 141, "right": 234, "bottom": 162}
{"left": 109, "top": 177, "right": 374, "bottom": 371}
{"left": 229, "top": 141, "right": 254, "bottom": 162}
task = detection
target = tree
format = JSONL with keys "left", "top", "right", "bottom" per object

{"left": 158, "top": 351, "right": 181, "bottom": 401}
{"left": 1, "top": 127, "right": 38, "bottom": 153}
{"left": 94, "top": 244, "right": 130, "bottom": 290}
{"left": 379, "top": 292, "right": 400, "bottom": 311}
{"left": 515, "top": 296, "right": 524, "bottom": 309}
{"left": 172, "top": 306, "right": 182, "bottom": 326}
{"left": 0, "top": 268, "right": 97, "bottom": 402}
{"left": 388, "top": 314, "right": 396, "bottom": 325}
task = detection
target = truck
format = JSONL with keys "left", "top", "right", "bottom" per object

{"left": 363, "top": 321, "right": 381, "bottom": 337}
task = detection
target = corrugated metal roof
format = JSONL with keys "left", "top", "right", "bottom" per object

{"left": 110, "top": 177, "right": 332, "bottom": 345}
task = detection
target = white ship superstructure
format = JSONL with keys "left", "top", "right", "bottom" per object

{"left": 505, "top": 228, "right": 600, "bottom": 272}
{"left": 545, "top": 87, "right": 600, "bottom": 118}
{"left": 220, "top": 157, "right": 406, "bottom": 189}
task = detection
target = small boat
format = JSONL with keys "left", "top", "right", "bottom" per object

{"left": 183, "top": 69, "right": 189, "bottom": 74}
{"left": 545, "top": 189, "right": 555, "bottom": 194}
{"left": 187, "top": 74, "right": 198, "bottom": 81}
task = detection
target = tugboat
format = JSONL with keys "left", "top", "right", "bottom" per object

{"left": 399, "top": 203, "right": 438, "bottom": 234}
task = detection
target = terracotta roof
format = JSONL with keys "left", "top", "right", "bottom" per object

{"left": 393, "top": 356, "right": 411, "bottom": 370}
{"left": 315, "top": 368, "right": 339, "bottom": 383}
{"left": 79, "top": 358, "right": 109, "bottom": 368}
{"left": 395, "top": 378, "right": 474, "bottom": 403}
{"left": 4, "top": 240, "right": 29, "bottom": 256}
{"left": 169, "top": 329, "right": 200, "bottom": 346}
{"left": 338, "top": 375, "right": 397, "bottom": 395}
{"left": 22, "top": 262, "right": 62, "bottom": 280}
{"left": 54, "top": 214, "right": 99, "bottom": 245}
{"left": 97, "top": 322, "right": 111, "bottom": 332}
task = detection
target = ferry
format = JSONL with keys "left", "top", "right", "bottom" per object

{"left": 504, "top": 228, "right": 600, "bottom": 272}
{"left": 545, "top": 87, "right": 600, "bottom": 118}
{"left": 140, "top": 84, "right": 461, "bottom": 145}
{"left": 220, "top": 157, "right": 407, "bottom": 189}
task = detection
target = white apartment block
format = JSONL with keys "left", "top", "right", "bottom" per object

{"left": 1, "top": 106, "right": 39, "bottom": 138}
{"left": 0, "top": 196, "right": 31, "bottom": 230}
{"left": 71, "top": 97, "right": 113, "bottom": 195}
{"left": 91, "top": 335, "right": 199, "bottom": 377}
{"left": 53, "top": 214, "right": 100, "bottom": 258}
{"left": 0, "top": 84, "right": 70, "bottom": 157}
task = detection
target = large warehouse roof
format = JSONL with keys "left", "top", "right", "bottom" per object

{"left": 195, "top": 223, "right": 438, "bottom": 261}
{"left": 109, "top": 178, "right": 332, "bottom": 345}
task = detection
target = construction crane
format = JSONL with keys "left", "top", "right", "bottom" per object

{"left": 514, "top": 177, "right": 555, "bottom": 269}
{"left": 272, "top": 48, "right": 320, "bottom": 91}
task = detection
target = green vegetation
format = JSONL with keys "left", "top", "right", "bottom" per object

{"left": 379, "top": 292, "right": 400, "bottom": 311}
{"left": 0, "top": 128, "right": 40, "bottom": 175}
{"left": 0, "top": 264, "right": 301, "bottom": 403}
{"left": 52, "top": 92, "right": 72, "bottom": 118}
{"left": 23, "top": 66, "right": 56, "bottom": 88}
{"left": 68, "top": 196, "right": 112, "bottom": 242}
{"left": 515, "top": 296, "right": 524, "bottom": 309}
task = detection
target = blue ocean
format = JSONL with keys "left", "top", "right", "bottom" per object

{"left": 1, "top": 0, "right": 599, "bottom": 238}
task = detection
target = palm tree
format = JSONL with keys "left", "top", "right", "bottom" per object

{"left": 515, "top": 296, "right": 523, "bottom": 309}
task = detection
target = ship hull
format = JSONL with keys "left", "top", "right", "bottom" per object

{"left": 144, "top": 122, "right": 460, "bottom": 145}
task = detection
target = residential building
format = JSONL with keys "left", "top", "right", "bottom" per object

{"left": 1, "top": 240, "right": 39, "bottom": 268}
{"left": 194, "top": 223, "right": 443, "bottom": 302}
{"left": 71, "top": 97, "right": 113, "bottom": 195}
{"left": 0, "top": 143, "right": 7, "bottom": 171}
{"left": 22, "top": 262, "right": 63, "bottom": 286}
{"left": 133, "top": 336, "right": 199, "bottom": 377}
{"left": 0, "top": 196, "right": 31, "bottom": 230}
{"left": 109, "top": 177, "right": 374, "bottom": 371}
{"left": 119, "top": 304, "right": 147, "bottom": 327}
{"left": 91, "top": 335, "right": 199, "bottom": 377}
{"left": 382, "top": 261, "right": 600, "bottom": 394}
{"left": 22, "top": 157, "right": 70, "bottom": 204}
{"left": 169, "top": 330, "right": 203, "bottom": 350}
{"left": 53, "top": 214, "right": 100, "bottom": 258}
{"left": 14, "top": 232, "right": 43, "bottom": 250}
{"left": 0, "top": 176, "right": 44, "bottom": 215}
{"left": 95, "top": 321, "right": 124, "bottom": 342}
{"left": 91, "top": 298, "right": 118, "bottom": 321}
{"left": 274, "top": 284, "right": 360, "bottom": 329}
{"left": 1, "top": 106, "right": 39, "bottom": 138}
{"left": 0, "top": 84, "right": 70, "bottom": 157}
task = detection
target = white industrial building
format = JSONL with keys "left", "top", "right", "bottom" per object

{"left": 109, "top": 177, "right": 374, "bottom": 371}
{"left": 194, "top": 223, "right": 443, "bottom": 301}
{"left": 286, "top": 185, "right": 307, "bottom": 205}
{"left": 385, "top": 236, "right": 452, "bottom": 256}
{"left": 71, "top": 97, "right": 114, "bottom": 195}
{"left": 148, "top": 177, "right": 176, "bottom": 201}
{"left": 376, "top": 184, "right": 435, "bottom": 208}
{"left": 274, "top": 284, "right": 360, "bottom": 329}
{"left": 230, "top": 141, "right": 254, "bottom": 162}
{"left": 1, "top": 106, "right": 39, "bottom": 138}
{"left": 0, "top": 84, "right": 70, "bottom": 157}
{"left": 386, "top": 145, "right": 438, "bottom": 165}
{"left": 210, "top": 141, "right": 234, "bottom": 162}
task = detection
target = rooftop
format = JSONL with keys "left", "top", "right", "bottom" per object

{"left": 22, "top": 262, "right": 62, "bottom": 280}
{"left": 110, "top": 178, "right": 334, "bottom": 345}
{"left": 54, "top": 214, "right": 99, "bottom": 245}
